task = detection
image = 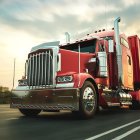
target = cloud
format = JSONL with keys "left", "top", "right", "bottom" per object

{"left": 0, "top": 0, "right": 140, "bottom": 39}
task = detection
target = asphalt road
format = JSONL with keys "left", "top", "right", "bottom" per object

{"left": 0, "top": 105, "right": 140, "bottom": 140}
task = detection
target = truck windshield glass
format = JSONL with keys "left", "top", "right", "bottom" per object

{"left": 61, "top": 39, "right": 96, "bottom": 53}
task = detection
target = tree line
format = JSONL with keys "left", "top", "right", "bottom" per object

{"left": 0, "top": 86, "right": 11, "bottom": 104}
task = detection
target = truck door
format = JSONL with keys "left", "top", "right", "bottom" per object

{"left": 121, "top": 37, "right": 133, "bottom": 88}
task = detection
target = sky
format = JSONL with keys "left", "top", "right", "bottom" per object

{"left": 0, "top": 0, "right": 140, "bottom": 89}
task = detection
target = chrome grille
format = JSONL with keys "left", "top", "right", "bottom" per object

{"left": 27, "top": 50, "right": 53, "bottom": 87}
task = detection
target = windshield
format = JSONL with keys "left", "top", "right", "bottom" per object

{"left": 60, "top": 39, "right": 96, "bottom": 53}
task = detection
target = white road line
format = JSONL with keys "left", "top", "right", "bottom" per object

{"left": 0, "top": 111, "right": 18, "bottom": 113}
{"left": 4, "top": 118, "right": 19, "bottom": 121}
{"left": 86, "top": 119, "right": 140, "bottom": 140}
{"left": 112, "top": 126, "right": 140, "bottom": 140}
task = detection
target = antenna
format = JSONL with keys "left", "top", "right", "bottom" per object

{"left": 104, "top": 0, "right": 108, "bottom": 31}
{"left": 103, "top": 0, "right": 108, "bottom": 49}
{"left": 12, "top": 58, "right": 16, "bottom": 89}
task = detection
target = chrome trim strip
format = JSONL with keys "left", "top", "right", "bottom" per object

{"left": 31, "top": 54, "right": 35, "bottom": 87}
{"left": 14, "top": 86, "right": 77, "bottom": 91}
{"left": 56, "top": 83, "right": 74, "bottom": 88}
{"left": 44, "top": 52, "right": 47, "bottom": 86}
{"left": 35, "top": 54, "right": 37, "bottom": 86}
{"left": 107, "top": 102, "right": 120, "bottom": 106}
{"left": 121, "top": 102, "right": 132, "bottom": 105}
{"left": 58, "top": 96, "right": 73, "bottom": 98}
{"left": 28, "top": 57, "right": 31, "bottom": 86}
{"left": 41, "top": 52, "right": 44, "bottom": 86}
{"left": 52, "top": 50, "right": 55, "bottom": 86}
{"left": 48, "top": 51, "right": 50, "bottom": 85}
{"left": 38, "top": 53, "right": 41, "bottom": 86}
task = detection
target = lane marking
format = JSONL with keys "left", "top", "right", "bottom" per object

{"left": 4, "top": 118, "right": 19, "bottom": 121}
{"left": 86, "top": 119, "right": 140, "bottom": 140}
{"left": 112, "top": 126, "right": 140, "bottom": 140}
{"left": 0, "top": 110, "right": 19, "bottom": 113}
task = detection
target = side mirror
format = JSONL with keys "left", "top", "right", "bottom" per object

{"left": 108, "top": 40, "right": 114, "bottom": 53}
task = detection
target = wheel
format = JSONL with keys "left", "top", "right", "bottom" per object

{"left": 79, "top": 81, "right": 97, "bottom": 119}
{"left": 19, "top": 109, "right": 41, "bottom": 116}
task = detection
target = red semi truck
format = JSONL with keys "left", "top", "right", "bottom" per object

{"left": 11, "top": 17, "right": 140, "bottom": 118}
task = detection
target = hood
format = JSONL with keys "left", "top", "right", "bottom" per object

{"left": 57, "top": 49, "right": 95, "bottom": 75}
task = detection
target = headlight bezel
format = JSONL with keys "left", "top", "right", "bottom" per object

{"left": 57, "top": 75, "right": 73, "bottom": 83}
{"left": 18, "top": 79, "right": 27, "bottom": 86}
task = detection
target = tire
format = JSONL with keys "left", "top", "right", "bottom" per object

{"left": 19, "top": 109, "right": 41, "bottom": 116}
{"left": 79, "top": 81, "right": 98, "bottom": 119}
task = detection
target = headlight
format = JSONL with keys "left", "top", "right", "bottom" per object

{"left": 18, "top": 79, "right": 27, "bottom": 86}
{"left": 57, "top": 75, "right": 73, "bottom": 83}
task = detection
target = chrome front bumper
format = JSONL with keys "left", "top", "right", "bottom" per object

{"left": 11, "top": 86, "right": 79, "bottom": 111}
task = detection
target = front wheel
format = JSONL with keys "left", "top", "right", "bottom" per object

{"left": 19, "top": 109, "right": 41, "bottom": 116}
{"left": 79, "top": 81, "right": 98, "bottom": 119}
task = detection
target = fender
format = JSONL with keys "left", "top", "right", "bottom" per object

{"left": 73, "top": 73, "right": 97, "bottom": 89}
{"left": 73, "top": 73, "right": 103, "bottom": 106}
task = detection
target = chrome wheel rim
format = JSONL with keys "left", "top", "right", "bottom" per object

{"left": 83, "top": 87, "right": 95, "bottom": 112}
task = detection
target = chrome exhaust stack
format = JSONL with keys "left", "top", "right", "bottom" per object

{"left": 113, "top": 17, "right": 132, "bottom": 105}
{"left": 114, "top": 17, "right": 123, "bottom": 88}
